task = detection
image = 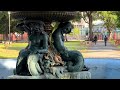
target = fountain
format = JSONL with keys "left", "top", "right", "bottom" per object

{"left": 8, "top": 11, "right": 91, "bottom": 79}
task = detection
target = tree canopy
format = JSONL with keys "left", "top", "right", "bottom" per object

{"left": 97, "top": 11, "right": 118, "bottom": 36}
{"left": 0, "top": 11, "right": 120, "bottom": 39}
{"left": 0, "top": 11, "right": 22, "bottom": 34}
{"left": 114, "top": 11, "right": 120, "bottom": 28}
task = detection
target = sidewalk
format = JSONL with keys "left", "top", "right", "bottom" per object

{"left": 80, "top": 40, "right": 120, "bottom": 59}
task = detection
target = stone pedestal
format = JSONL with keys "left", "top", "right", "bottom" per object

{"left": 7, "top": 71, "right": 91, "bottom": 79}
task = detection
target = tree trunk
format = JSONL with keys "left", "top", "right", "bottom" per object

{"left": 106, "top": 26, "right": 110, "bottom": 36}
{"left": 88, "top": 14, "right": 93, "bottom": 41}
{"left": 3, "top": 29, "right": 8, "bottom": 41}
{"left": 108, "top": 28, "right": 111, "bottom": 39}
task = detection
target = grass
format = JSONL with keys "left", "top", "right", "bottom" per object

{"left": 64, "top": 41, "right": 88, "bottom": 50}
{"left": 0, "top": 41, "right": 88, "bottom": 59}
{"left": 109, "top": 39, "right": 120, "bottom": 49}
{"left": 0, "top": 43, "right": 28, "bottom": 59}
{"left": 117, "top": 45, "right": 120, "bottom": 49}
{"left": 109, "top": 39, "right": 115, "bottom": 45}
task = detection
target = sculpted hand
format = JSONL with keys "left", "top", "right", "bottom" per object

{"left": 28, "top": 49, "right": 38, "bottom": 54}
{"left": 33, "top": 50, "right": 38, "bottom": 54}
{"left": 64, "top": 51, "right": 69, "bottom": 57}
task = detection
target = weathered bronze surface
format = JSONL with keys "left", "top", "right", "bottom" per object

{"left": 52, "top": 22, "right": 85, "bottom": 72}
{"left": 12, "top": 11, "right": 89, "bottom": 78}
{"left": 11, "top": 11, "right": 76, "bottom": 22}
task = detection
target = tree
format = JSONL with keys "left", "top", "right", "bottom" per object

{"left": 0, "top": 11, "right": 9, "bottom": 40}
{"left": 72, "top": 11, "right": 82, "bottom": 22}
{"left": 0, "top": 11, "right": 21, "bottom": 40}
{"left": 81, "top": 11, "right": 98, "bottom": 41}
{"left": 71, "top": 11, "right": 99, "bottom": 41}
{"left": 98, "top": 11, "right": 117, "bottom": 37}
{"left": 114, "top": 11, "right": 120, "bottom": 28}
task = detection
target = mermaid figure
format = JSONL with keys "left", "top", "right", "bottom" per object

{"left": 15, "top": 20, "right": 49, "bottom": 75}
{"left": 52, "top": 22, "right": 88, "bottom": 72}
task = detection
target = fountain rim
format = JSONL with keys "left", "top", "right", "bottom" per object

{"left": 10, "top": 11, "right": 77, "bottom": 22}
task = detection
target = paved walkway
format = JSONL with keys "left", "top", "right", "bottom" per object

{"left": 81, "top": 40, "right": 120, "bottom": 59}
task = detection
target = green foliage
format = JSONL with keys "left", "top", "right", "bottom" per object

{"left": 0, "top": 43, "right": 28, "bottom": 59}
{"left": 67, "top": 26, "right": 80, "bottom": 37}
{"left": 73, "top": 27, "right": 80, "bottom": 35}
{"left": 0, "top": 42, "right": 87, "bottom": 58}
{"left": 95, "top": 11, "right": 118, "bottom": 37}
{"left": 64, "top": 41, "right": 87, "bottom": 50}
{"left": 0, "top": 11, "right": 8, "bottom": 34}
{"left": 72, "top": 11, "right": 82, "bottom": 22}
{"left": 97, "top": 11, "right": 117, "bottom": 31}
{"left": 81, "top": 11, "right": 98, "bottom": 40}
{"left": 0, "top": 11, "right": 21, "bottom": 34}
{"left": 114, "top": 11, "right": 120, "bottom": 28}
{"left": 81, "top": 11, "right": 98, "bottom": 23}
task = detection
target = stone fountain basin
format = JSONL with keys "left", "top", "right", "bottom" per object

{"left": 11, "top": 11, "right": 77, "bottom": 22}
{"left": 85, "top": 58, "right": 120, "bottom": 79}
{"left": 0, "top": 58, "right": 120, "bottom": 79}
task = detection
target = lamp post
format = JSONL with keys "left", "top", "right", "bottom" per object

{"left": 8, "top": 11, "right": 11, "bottom": 43}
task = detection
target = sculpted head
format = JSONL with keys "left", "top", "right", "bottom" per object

{"left": 25, "top": 20, "right": 45, "bottom": 33}
{"left": 58, "top": 22, "right": 74, "bottom": 34}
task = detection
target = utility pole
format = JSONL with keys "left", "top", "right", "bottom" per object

{"left": 8, "top": 11, "right": 11, "bottom": 43}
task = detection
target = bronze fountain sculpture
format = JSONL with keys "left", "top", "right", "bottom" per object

{"left": 9, "top": 11, "right": 90, "bottom": 79}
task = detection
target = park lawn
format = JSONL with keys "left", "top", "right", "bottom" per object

{"left": 0, "top": 41, "right": 87, "bottom": 59}
{"left": 117, "top": 45, "right": 120, "bottom": 49}
{"left": 109, "top": 39, "right": 120, "bottom": 49}
{"left": 0, "top": 43, "right": 28, "bottom": 59}
{"left": 109, "top": 39, "right": 115, "bottom": 45}
{"left": 64, "top": 41, "right": 88, "bottom": 50}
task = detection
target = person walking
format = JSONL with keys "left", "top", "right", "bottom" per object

{"left": 94, "top": 35, "right": 98, "bottom": 45}
{"left": 104, "top": 35, "right": 108, "bottom": 46}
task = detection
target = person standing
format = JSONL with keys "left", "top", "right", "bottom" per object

{"left": 104, "top": 35, "right": 108, "bottom": 46}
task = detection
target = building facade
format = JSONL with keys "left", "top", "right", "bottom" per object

{"left": 0, "top": 32, "right": 28, "bottom": 42}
